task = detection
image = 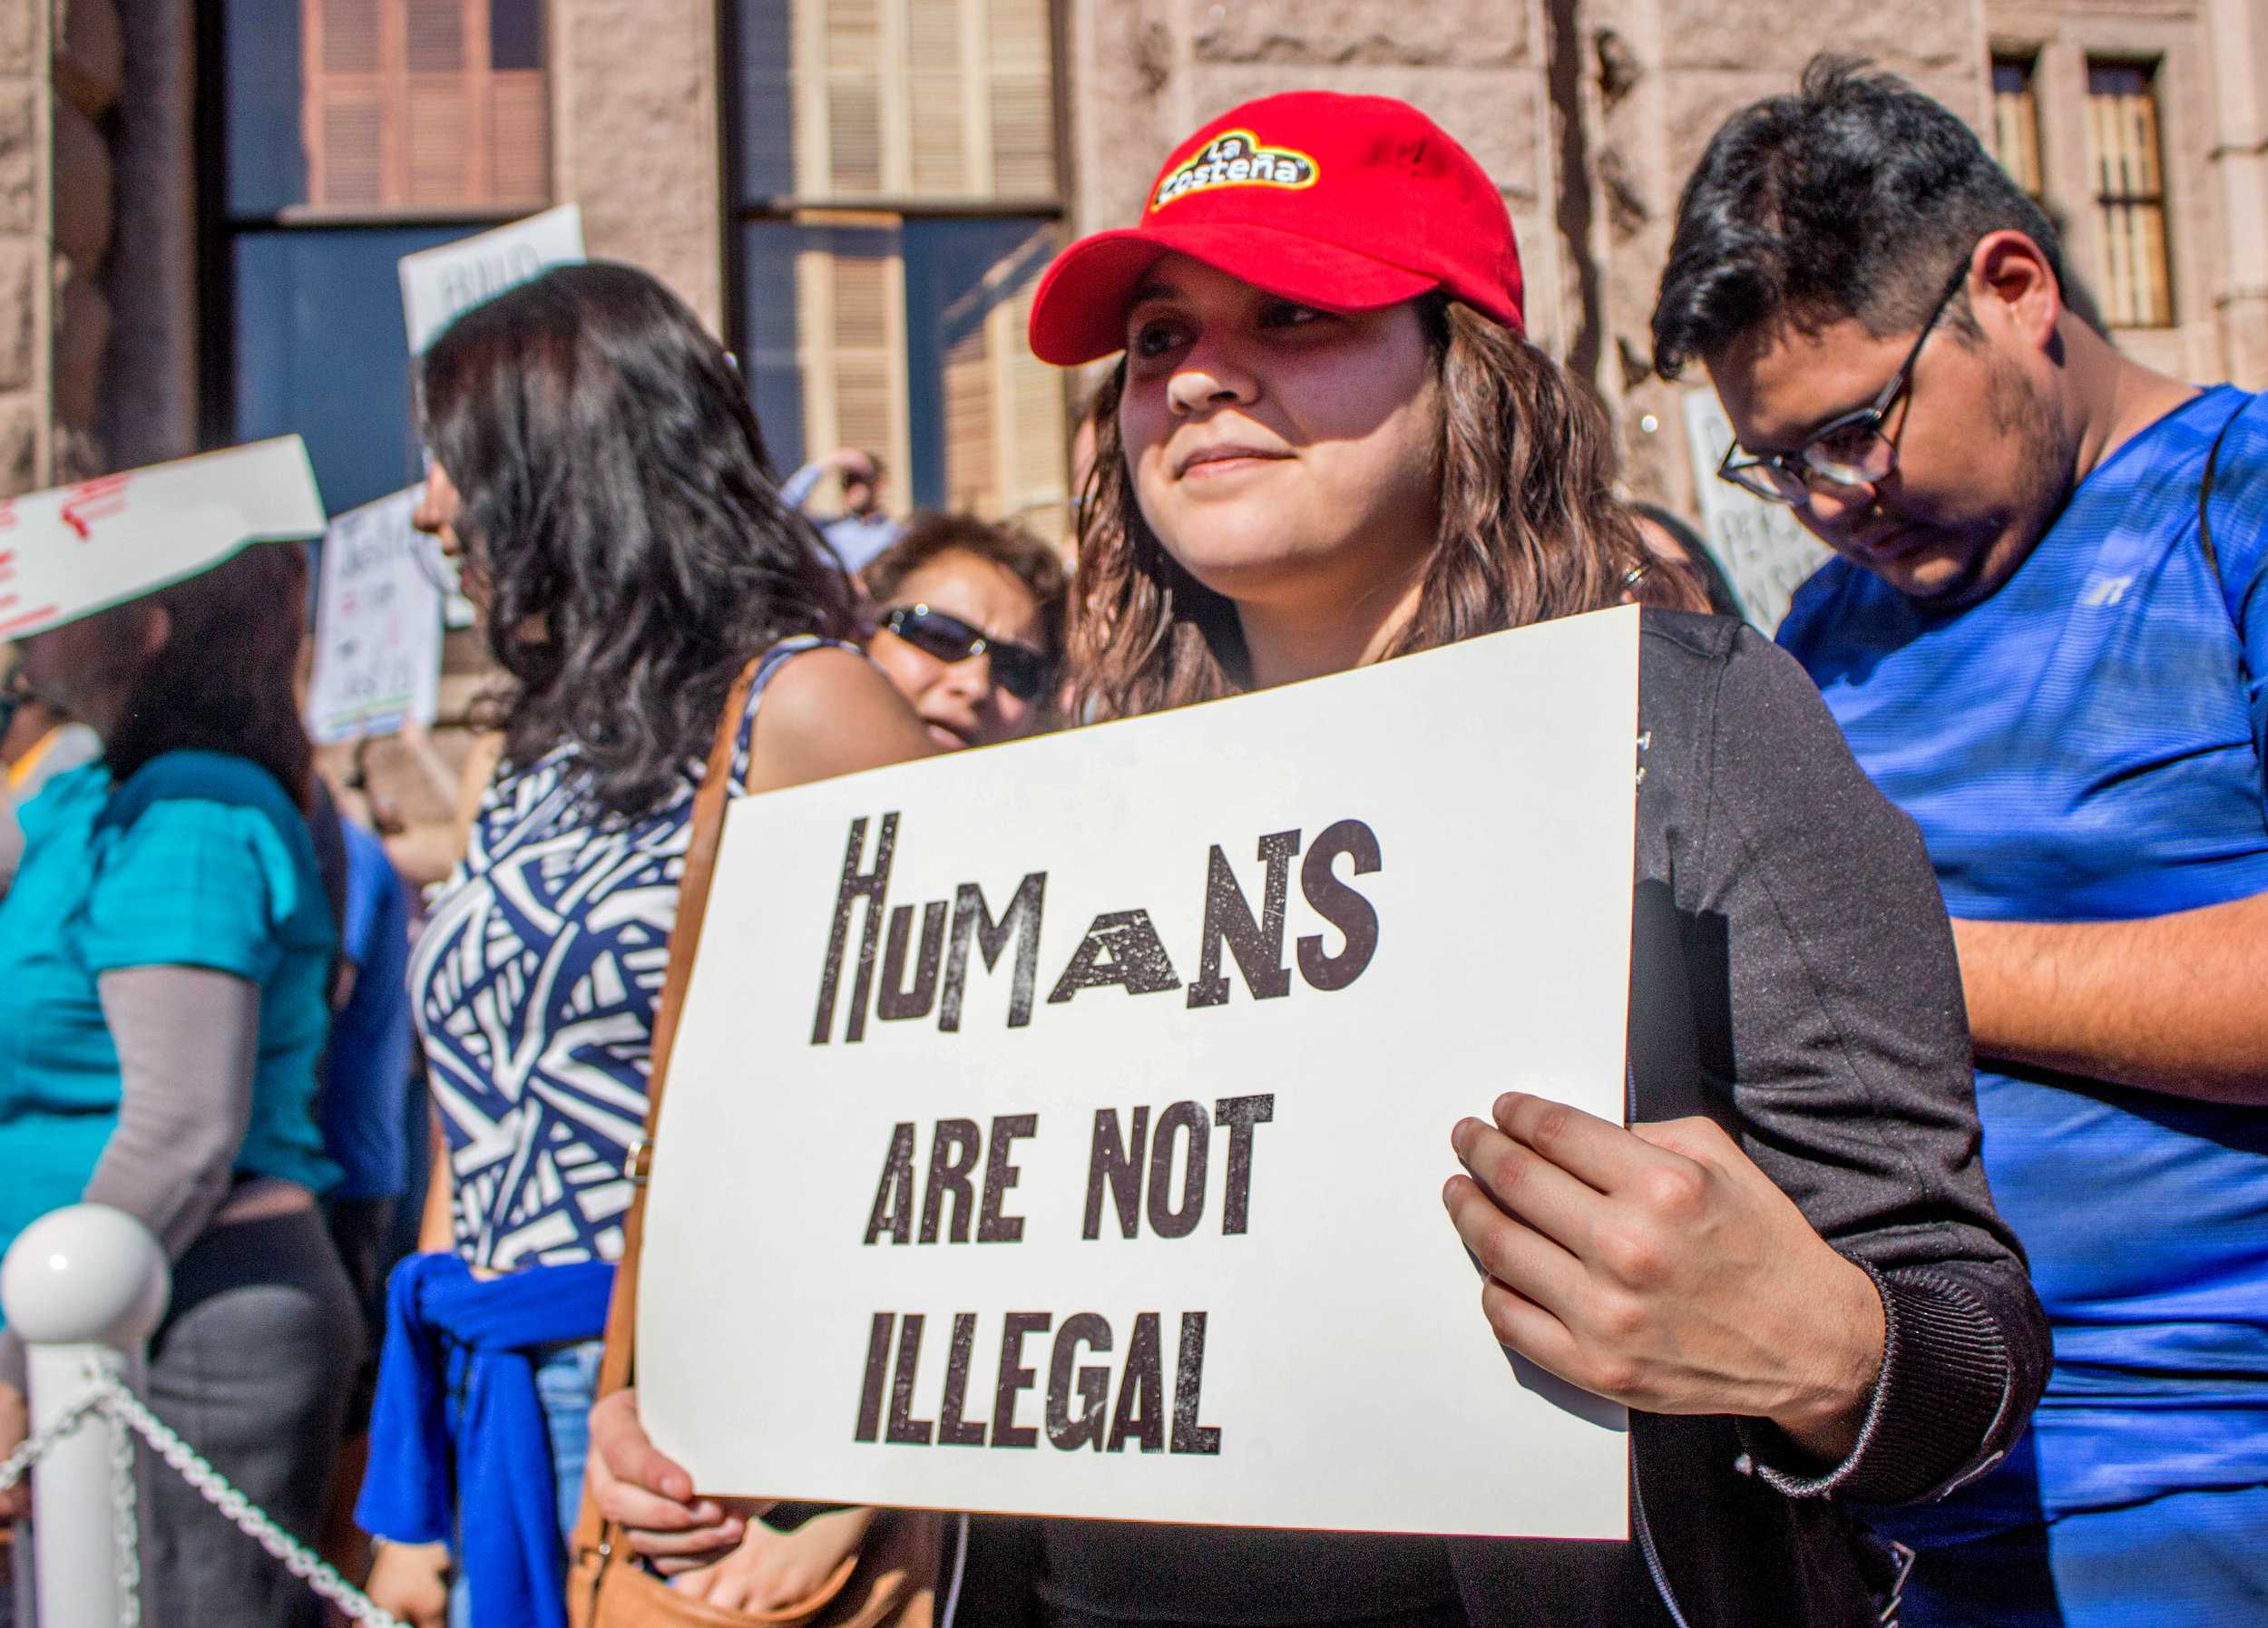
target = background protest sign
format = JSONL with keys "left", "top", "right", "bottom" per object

{"left": 304, "top": 487, "right": 442, "bottom": 745}
{"left": 641, "top": 607, "right": 1639, "bottom": 1541}
{"left": 0, "top": 437, "right": 324, "bottom": 643}
{"left": 1682, "top": 388, "right": 1830, "bottom": 632}
{"left": 398, "top": 203, "right": 585, "bottom": 355}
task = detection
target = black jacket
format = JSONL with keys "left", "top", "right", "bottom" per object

{"left": 948, "top": 611, "right": 2049, "bottom": 1628}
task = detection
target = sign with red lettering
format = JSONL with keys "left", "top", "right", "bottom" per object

{"left": 0, "top": 438, "right": 325, "bottom": 643}
{"left": 304, "top": 487, "right": 443, "bottom": 744}
{"left": 641, "top": 607, "right": 1639, "bottom": 1539}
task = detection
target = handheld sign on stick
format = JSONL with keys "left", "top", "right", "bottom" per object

{"left": 398, "top": 203, "right": 586, "bottom": 356}
{"left": 304, "top": 487, "right": 444, "bottom": 745}
{"left": 640, "top": 605, "right": 1641, "bottom": 1542}
{"left": 0, "top": 437, "right": 325, "bottom": 642}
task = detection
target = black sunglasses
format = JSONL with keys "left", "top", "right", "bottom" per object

{"left": 1718, "top": 258, "right": 1970, "bottom": 505}
{"left": 878, "top": 604, "right": 1053, "bottom": 702}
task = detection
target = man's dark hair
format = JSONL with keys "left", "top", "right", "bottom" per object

{"left": 1651, "top": 55, "right": 2067, "bottom": 377}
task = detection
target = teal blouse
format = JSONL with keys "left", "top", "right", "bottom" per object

{"left": 0, "top": 751, "right": 338, "bottom": 1295}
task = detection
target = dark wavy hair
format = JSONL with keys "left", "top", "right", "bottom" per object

{"left": 419, "top": 262, "right": 855, "bottom": 818}
{"left": 861, "top": 512, "right": 1069, "bottom": 665}
{"left": 1067, "top": 294, "right": 1647, "bottom": 721}
{"left": 105, "top": 541, "right": 314, "bottom": 807}
{"left": 1651, "top": 55, "right": 2068, "bottom": 377}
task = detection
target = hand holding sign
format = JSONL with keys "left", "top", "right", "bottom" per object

{"left": 588, "top": 1389, "right": 753, "bottom": 1572}
{"left": 1442, "top": 1091, "right": 1886, "bottom": 1462}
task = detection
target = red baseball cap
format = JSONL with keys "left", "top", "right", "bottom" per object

{"left": 1028, "top": 91, "right": 1523, "bottom": 366}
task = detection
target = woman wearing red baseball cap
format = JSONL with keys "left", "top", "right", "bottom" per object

{"left": 589, "top": 93, "right": 2043, "bottom": 1628}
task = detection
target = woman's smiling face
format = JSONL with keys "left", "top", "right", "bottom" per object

{"left": 1117, "top": 254, "right": 1442, "bottom": 620}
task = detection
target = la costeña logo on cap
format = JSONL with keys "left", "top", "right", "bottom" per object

{"left": 1151, "top": 131, "right": 1319, "bottom": 212}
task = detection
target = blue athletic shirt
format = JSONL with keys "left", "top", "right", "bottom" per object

{"left": 1779, "top": 384, "right": 2268, "bottom": 1531}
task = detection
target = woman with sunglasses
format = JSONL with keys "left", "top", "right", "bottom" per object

{"left": 587, "top": 93, "right": 2045, "bottom": 1628}
{"left": 357, "top": 263, "right": 935, "bottom": 1628}
{"left": 861, "top": 512, "right": 1066, "bottom": 749}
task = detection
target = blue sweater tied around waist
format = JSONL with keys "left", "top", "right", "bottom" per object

{"left": 356, "top": 1253, "right": 616, "bottom": 1628}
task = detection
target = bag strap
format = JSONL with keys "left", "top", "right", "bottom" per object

{"left": 573, "top": 655, "right": 763, "bottom": 1560}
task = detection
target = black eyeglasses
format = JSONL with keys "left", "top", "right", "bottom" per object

{"left": 1718, "top": 259, "right": 1970, "bottom": 505}
{"left": 878, "top": 604, "right": 1053, "bottom": 702}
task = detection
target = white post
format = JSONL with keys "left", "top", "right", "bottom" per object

{"left": 1, "top": 1205, "right": 170, "bottom": 1628}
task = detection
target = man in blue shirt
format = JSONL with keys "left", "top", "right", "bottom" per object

{"left": 1652, "top": 57, "right": 2268, "bottom": 1628}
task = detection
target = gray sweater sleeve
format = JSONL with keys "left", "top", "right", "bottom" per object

{"left": 0, "top": 968, "right": 259, "bottom": 1392}
{"left": 1663, "top": 620, "right": 2048, "bottom": 1506}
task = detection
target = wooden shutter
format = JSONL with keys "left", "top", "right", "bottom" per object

{"left": 796, "top": 229, "right": 912, "bottom": 511}
{"left": 2085, "top": 62, "right": 2173, "bottom": 328}
{"left": 816, "top": 0, "right": 887, "bottom": 194}
{"left": 991, "top": 270, "right": 1066, "bottom": 539}
{"left": 986, "top": 0, "right": 1052, "bottom": 196}
{"left": 943, "top": 321, "right": 995, "bottom": 510}
{"left": 323, "top": 0, "right": 384, "bottom": 71}
{"left": 1989, "top": 57, "right": 2043, "bottom": 199}
{"left": 933, "top": 224, "right": 1064, "bottom": 535}
{"left": 301, "top": 0, "right": 550, "bottom": 210}
{"left": 490, "top": 72, "right": 550, "bottom": 205}
{"left": 906, "top": 0, "right": 970, "bottom": 194}
{"left": 318, "top": 92, "right": 387, "bottom": 205}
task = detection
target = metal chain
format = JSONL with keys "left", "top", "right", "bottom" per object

{"left": 105, "top": 1362, "right": 142, "bottom": 1628}
{"left": 1, "top": 1366, "right": 405, "bottom": 1628}
{"left": 96, "top": 1379, "right": 406, "bottom": 1628}
{"left": 0, "top": 1390, "right": 107, "bottom": 1495}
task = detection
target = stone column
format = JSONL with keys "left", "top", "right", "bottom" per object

{"left": 50, "top": 0, "right": 121, "bottom": 480}
{"left": 0, "top": 0, "right": 49, "bottom": 495}
{"left": 2209, "top": 0, "right": 2268, "bottom": 387}
{"left": 99, "top": 0, "right": 195, "bottom": 469}
{"left": 549, "top": 0, "right": 726, "bottom": 333}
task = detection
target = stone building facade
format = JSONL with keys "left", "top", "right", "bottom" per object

{"left": 3, "top": 0, "right": 2255, "bottom": 505}
{"left": 0, "top": 0, "right": 2262, "bottom": 824}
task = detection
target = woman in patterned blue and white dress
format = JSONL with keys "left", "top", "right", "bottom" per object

{"left": 357, "top": 264, "right": 936, "bottom": 1628}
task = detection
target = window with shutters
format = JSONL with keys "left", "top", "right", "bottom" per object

{"left": 730, "top": 0, "right": 1068, "bottom": 543}
{"left": 303, "top": 0, "right": 552, "bottom": 212}
{"left": 1989, "top": 55, "right": 2044, "bottom": 200}
{"left": 2084, "top": 59, "right": 2175, "bottom": 329}
{"left": 210, "top": 0, "right": 554, "bottom": 513}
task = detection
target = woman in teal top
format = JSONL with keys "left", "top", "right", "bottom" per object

{"left": 0, "top": 541, "right": 362, "bottom": 1628}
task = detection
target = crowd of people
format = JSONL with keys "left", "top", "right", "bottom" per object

{"left": 1, "top": 53, "right": 2263, "bottom": 1628}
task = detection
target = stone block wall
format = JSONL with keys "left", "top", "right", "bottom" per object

{"left": 49, "top": 0, "right": 120, "bottom": 481}
{"left": 1061, "top": 0, "right": 1567, "bottom": 353}
{"left": 0, "top": 0, "right": 44, "bottom": 495}
{"left": 0, "top": 0, "right": 126, "bottom": 500}
{"left": 551, "top": 0, "right": 727, "bottom": 332}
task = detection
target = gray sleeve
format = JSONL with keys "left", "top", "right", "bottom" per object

{"left": 0, "top": 967, "right": 259, "bottom": 1391}
{"left": 0, "top": 796, "right": 22, "bottom": 896}
{"left": 85, "top": 965, "right": 260, "bottom": 1257}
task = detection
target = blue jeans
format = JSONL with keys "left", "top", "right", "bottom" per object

{"left": 447, "top": 1337, "right": 603, "bottom": 1628}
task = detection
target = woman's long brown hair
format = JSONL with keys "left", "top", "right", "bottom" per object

{"left": 1066, "top": 296, "right": 1649, "bottom": 722}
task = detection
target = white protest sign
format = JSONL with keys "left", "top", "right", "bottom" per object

{"left": 1682, "top": 388, "right": 1831, "bottom": 633}
{"left": 642, "top": 607, "right": 1638, "bottom": 1541}
{"left": 0, "top": 437, "right": 324, "bottom": 643}
{"left": 304, "top": 487, "right": 443, "bottom": 744}
{"left": 398, "top": 203, "right": 585, "bottom": 355}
